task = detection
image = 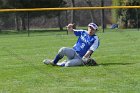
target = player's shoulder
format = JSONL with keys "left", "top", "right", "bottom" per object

{"left": 94, "top": 35, "right": 99, "bottom": 38}
{"left": 94, "top": 36, "right": 99, "bottom": 41}
{"left": 91, "top": 34, "right": 99, "bottom": 40}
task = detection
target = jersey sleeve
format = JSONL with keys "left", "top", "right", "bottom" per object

{"left": 89, "top": 36, "right": 100, "bottom": 52}
{"left": 73, "top": 29, "right": 85, "bottom": 36}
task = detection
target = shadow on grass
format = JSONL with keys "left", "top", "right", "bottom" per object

{"left": 99, "top": 62, "right": 136, "bottom": 66}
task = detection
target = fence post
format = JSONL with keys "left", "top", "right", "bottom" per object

{"left": 27, "top": 12, "right": 30, "bottom": 37}
{"left": 66, "top": 10, "right": 68, "bottom": 35}
{"left": 101, "top": 0, "right": 105, "bottom": 33}
{"left": 136, "top": 8, "right": 139, "bottom": 31}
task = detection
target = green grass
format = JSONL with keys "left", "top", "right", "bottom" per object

{"left": 0, "top": 29, "right": 140, "bottom": 93}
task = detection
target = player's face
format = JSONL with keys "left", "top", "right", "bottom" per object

{"left": 88, "top": 26, "right": 96, "bottom": 36}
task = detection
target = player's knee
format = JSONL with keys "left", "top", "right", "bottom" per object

{"left": 57, "top": 47, "right": 66, "bottom": 58}
{"left": 58, "top": 47, "right": 67, "bottom": 54}
{"left": 58, "top": 47, "right": 65, "bottom": 52}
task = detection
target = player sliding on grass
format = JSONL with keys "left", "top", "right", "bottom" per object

{"left": 43, "top": 23, "right": 100, "bottom": 67}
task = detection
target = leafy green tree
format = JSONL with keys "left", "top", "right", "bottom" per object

{"left": 112, "top": 0, "right": 121, "bottom": 23}
{"left": 112, "top": 0, "right": 140, "bottom": 28}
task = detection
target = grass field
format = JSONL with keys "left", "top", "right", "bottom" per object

{"left": 0, "top": 29, "right": 140, "bottom": 93}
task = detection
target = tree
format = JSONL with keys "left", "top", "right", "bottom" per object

{"left": 0, "top": 0, "right": 13, "bottom": 31}
{"left": 85, "top": 0, "right": 98, "bottom": 23}
{"left": 0, "top": 0, "right": 66, "bottom": 31}
{"left": 71, "top": 0, "right": 76, "bottom": 24}
{"left": 112, "top": 0, "right": 121, "bottom": 23}
{"left": 112, "top": 0, "right": 140, "bottom": 28}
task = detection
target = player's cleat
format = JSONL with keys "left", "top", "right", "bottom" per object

{"left": 43, "top": 59, "right": 56, "bottom": 66}
{"left": 43, "top": 59, "right": 51, "bottom": 65}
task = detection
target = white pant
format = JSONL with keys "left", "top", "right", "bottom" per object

{"left": 57, "top": 47, "right": 84, "bottom": 67}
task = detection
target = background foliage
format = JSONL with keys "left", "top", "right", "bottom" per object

{"left": 0, "top": 0, "right": 139, "bottom": 31}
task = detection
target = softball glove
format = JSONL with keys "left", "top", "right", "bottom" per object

{"left": 84, "top": 58, "right": 97, "bottom": 66}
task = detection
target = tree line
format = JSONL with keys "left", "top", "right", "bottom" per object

{"left": 0, "top": 0, "right": 139, "bottom": 32}
{"left": 0, "top": 0, "right": 66, "bottom": 31}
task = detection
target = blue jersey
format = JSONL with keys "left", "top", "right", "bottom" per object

{"left": 73, "top": 30, "right": 99, "bottom": 58}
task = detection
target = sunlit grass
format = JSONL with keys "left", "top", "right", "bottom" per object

{"left": 0, "top": 29, "right": 140, "bottom": 93}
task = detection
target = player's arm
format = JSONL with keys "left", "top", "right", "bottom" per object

{"left": 66, "top": 23, "right": 84, "bottom": 37}
{"left": 82, "top": 37, "right": 99, "bottom": 61}
{"left": 83, "top": 50, "right": 93, "bottom": 58}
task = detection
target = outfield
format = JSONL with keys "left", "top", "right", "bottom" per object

{"left": 0, "top": 29, "right": 140, "bottom": 93}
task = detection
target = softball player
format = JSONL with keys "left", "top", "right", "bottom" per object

{"left": 43, "top": 23, "right": 100, "bottom": 67}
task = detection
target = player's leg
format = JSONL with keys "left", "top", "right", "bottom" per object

{"left": 65, "top": 58, "right": 84, "bottom": 67}
{"left": 56, "top": 60, "right": 67, "bottom": 66}
{"left": 53, "top": 47, "right": 77, "bottom": 65}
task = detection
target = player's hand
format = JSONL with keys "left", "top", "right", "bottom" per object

{"left": 82, "top": 56, "right": 88, "bottom": 62}
{"left": 66, "top": 23, "right": 76, "bottom": 31}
